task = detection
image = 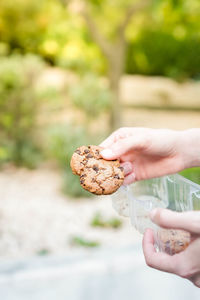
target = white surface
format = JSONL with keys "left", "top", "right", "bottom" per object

{"left": 0, "top": 245, "right": 199, "bottom": 300}
{"left": 0, "top": 166, "right": 141, "bottom": 258}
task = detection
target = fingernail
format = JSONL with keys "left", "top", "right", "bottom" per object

{"left": 121, "top": 162, "right": 133, "bottom": 175}
{"left": 123, "top": 173, "right": 136, "bottom": 185}
{"left": 150, "top": 209, "right": 157, "bottom": 220}
{"left": 100, "top": 149, "right": 114, "bottom": 158}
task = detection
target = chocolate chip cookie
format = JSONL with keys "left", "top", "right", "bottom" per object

{"left": 156, "top": 229, "right": 191, "bottom": 255}
{"left": 70, "top": 145, "right": 124, "bottom": 195}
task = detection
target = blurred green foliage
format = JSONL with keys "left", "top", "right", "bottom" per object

{"left": 48, "top": 124, "right": 98, "bottom": 197}
{"left": 180, "top": 167, "right": 200, "bottom": 185}
{"left": 0, "top": 54, "right": 45, "bottom": 168}
{"left": 0, "top": 0, "right": 104, "bottom": 73}
{"left": 126, "top": 30, "right": 200, "bottom": 79}
{"left": 37, "top": 248, "right": 50, "bottom": 256}
{"left": 125, "top": 0, "right": 200, "bottom": 79}
{"left": 0, "top": 0, "right": 200, "bottom": 197}
{"left": 0, "top": 0, "right": 199, "bottom": 79}
{"left": 69, "top": 74, "right": 111, "bottom": 123}
{"left": 48, "top": 73, "right": 110, "bottom": 197}
{"left": 91, "top": 212, "right": 122, "bottom": 229}
{"left": 70, "top": 235, "right": 100, "bottom": 248}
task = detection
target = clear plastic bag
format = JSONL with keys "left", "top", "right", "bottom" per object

{"left": 111, "top": 174, "right": 200, "bottom": 255}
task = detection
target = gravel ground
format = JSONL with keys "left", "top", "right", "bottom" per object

{"left": 0, "top": 165, "right": 141, "bottom": 259}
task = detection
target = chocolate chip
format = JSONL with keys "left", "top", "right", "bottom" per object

{"left": 80, "top": 179, "right": 85, "bottom": 184}
{"left": 80, "top": 174, "right": 86, "bottom": 178}
{"left": 84, "top": 149, "right": 90, "bottom": 154}
{"left": 93, "top": 165, "right": 99, "bottom": 172}
{"left": 165, "top": 240, "right": 171, "bottom": 252}
{"left": 114, "top": 174, "right": 120, "bottom": 179}
{"left": 118, "top": 167, "right": 124, "bottom": 172}
{"left": 88, "top": 146, "right": 91, "bottom": 149}
{"left": 86, "top": 154, "right": 93, "bottom": 158}
{"left": 177, "top": 241, "right": 184, "bottom": 246}
{"left": 75, "top": 149, "right": 81, "bottom": 155}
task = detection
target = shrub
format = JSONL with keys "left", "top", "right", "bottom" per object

{"left": 180, "top": 167, "right": 200, "bottom": 185}
{"left": 90, "top": 212, "right": 122, "bottom": 229}
{"left": 126, "top": 29, "right": 200, "bottom": 80}
{"left": 0, "top": 54, "right": 45, "bottom": 168}
{"left": 70, "top": 235, "right": 100, "bottom": 248}
{"left": 48, "top": 124, "right": 99, "bottom": 198}
{"left": 68, "top": 74, "right": 111, "bottom": 124}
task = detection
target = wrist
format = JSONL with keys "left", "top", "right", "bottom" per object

{"left": 180, "top": 129, "right": 200, "bottom": 168}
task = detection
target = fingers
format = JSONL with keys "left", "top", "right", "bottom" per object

{"left": 123, "top": 173, "right": 136, "bottom": 185}
{"left": 190, "top": 274, "right": 200, "bottom": 288}
{"left": 120, "top": 162, "right": 133, "bottom": 176}
{"left": 119, "top": 162, "right": 135, "bottom": 185}
{"left": 143, "top": 229, "right": 200, "bottom": 286}
{"left": 142, "top": 228, "right": 178, "bottom": 273}
{"left": 101, "top": 136, "right": 146, "bottom": 160}
{"left": 99, "top": 132, "right": 117, "bottom": 148}
{"left": 99, "top": 127, "right": 133, "bottom": 148}
{"left": 150, "top": 208, "right": 200, "bottom": 235}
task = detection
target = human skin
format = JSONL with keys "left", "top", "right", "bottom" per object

{"left": 100, "top": 127, "right": 200, "bottom": 287}
{"left": 100, "top": 127, "right": 200, "bottom": 185}
{"left": 144, "top": 209, "right": 200, "bottom": 288}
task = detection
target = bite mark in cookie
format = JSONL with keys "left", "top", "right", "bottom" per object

{"left": 70, "top": 145, "right": 124, "bottom": 195}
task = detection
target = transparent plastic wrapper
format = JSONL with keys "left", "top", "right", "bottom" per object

{"left": 111, "top": 174, "right": 200, "bottom": 255}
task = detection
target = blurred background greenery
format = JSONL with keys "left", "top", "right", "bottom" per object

{"left": 0, "top": 0, "right": 200, "bottom": 199}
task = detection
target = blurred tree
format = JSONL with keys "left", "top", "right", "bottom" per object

{"left": 0, "top": 0, "right": 104, "bottom": 72}
{"left": 66, "top": 0, "right": 152, "bottom": 131}
{"left": 0, "top": 0, "right": 46, "bottom": 53}
{"left": 126, "top": 0, "right": 200, "bottom": 79}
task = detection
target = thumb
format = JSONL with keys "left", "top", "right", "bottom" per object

{"left": 150, "top": 208, "right": 200, "bottom": 235}
{"left": 100, "top": 136, "right": 146, "bottom": 160}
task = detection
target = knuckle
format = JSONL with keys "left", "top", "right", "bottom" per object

{"left": 144, "top": 256, "right": 154, "bottom": 269}
{"left": 179, "top": 269, "right": 191, "bottom": 279}
{"left": 174, "top": 256, "right": 196, "bottom": 279}
{"left": 116, "top": 127, "right": 130, "bottom": 136}
{"left": 177, "top": 265, "right": 194, "bottom": 279}
{"left": 142, "top": 134, "right": 151, "bottom": 148}
{"left": 146, "top": 261, "right": 154, "bottom": 268}
{"left": 191, "top": 213, "right": 200, "bottom": 233}
{"left": 153, "top": 208, "right": 165, "bottom": 226}
{"left": 116, "top": 127, "right": 126, "bottom": 133}
{"left": 193, "top": 278, "right": 200, "bottom": 288}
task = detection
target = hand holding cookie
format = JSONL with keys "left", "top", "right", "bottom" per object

{"left": 100, "top": 127, "right": 200, "bottom": 184}
{"left": 70, "top": 145, "right": 124, "bottom": 195}
{"left": 143, "top": 208, "right": 200, "bottom": 288}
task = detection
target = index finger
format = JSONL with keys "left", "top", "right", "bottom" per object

{"left": 99, "top": 127, "right": 129, "bottom": 148}
{"left": 99, "top": 132, "right": 116, "bottom": 148}
{"left": 150, "top": 209, "right": 200, "bottom": 235}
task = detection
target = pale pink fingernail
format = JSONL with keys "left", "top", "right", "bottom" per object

{"left": 100, "top": 149, "right": 114, "bottom": 158}
{"left": 123, "top": 173, "right": 136, "bottom": 185}
{"left": 121, "top": 162, "right": 133, "bottom": 175}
